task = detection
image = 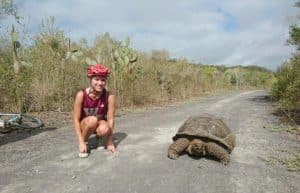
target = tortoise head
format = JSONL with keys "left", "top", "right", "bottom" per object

{"left": 187, "top": 139, "right": 206, "bottom": 156}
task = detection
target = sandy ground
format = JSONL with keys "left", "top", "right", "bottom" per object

{"left": 0, "top": 90, "right": 299, "bottom": 193}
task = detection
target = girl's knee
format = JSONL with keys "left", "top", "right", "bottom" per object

{"left": 81, "top": 116, "right": 98, "bottom": 130}
{"left": 96, "top": 122, "right": 111, "bottom": 136}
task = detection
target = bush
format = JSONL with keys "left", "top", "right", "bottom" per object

{"left": 271, "top": 55, "right": 300, "bottom": 110}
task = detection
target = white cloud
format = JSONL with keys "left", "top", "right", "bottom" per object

{"left": 5, "top": 0, "right": 299, "bottom": 70}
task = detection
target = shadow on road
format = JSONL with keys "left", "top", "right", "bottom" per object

{"left": 88, "top": 132, "right": 128, "bottom": 150}
{"left": 0, "top": 127, "right": 57, "bottom": 146}
{"left": 272, "top": 109, "right": 300, "bottom": 125}
{"left": 250, "top": 94, "right": 300, "bottom": 135}
{"left": 248, "top": 94, "right": 271, "bottom": 103}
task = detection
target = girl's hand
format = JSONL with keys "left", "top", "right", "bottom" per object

{"left": 107, "top": 144, "right": 116, "bottom": 153}
{"left": 79, "top": 141, "right": 88, "bottom": 153}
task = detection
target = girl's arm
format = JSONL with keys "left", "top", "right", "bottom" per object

{"left": 107, "top": 93, "right": 116, "bottom": 131}
{"left": 73, "top": 90, "right": 85, "bottom": 145}
{"left": 106, "top": 93, "right": 116, "bottom": 152}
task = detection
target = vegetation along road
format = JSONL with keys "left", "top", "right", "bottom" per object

{"left": 0, "top": 90, "right": 299, "bottom": 193}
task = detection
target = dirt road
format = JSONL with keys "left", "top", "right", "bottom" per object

{"left": 0, "top": 90, "right": 299, "bottom": 193}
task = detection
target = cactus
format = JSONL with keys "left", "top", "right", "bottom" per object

{"left": 10, "top": 25, "right": 34, "bottom": 73}
{"left": 109, "top": 37, "right": 138, "bottom": 102}
{"left": 112, "top": 37, "right": 137, "bottom": 73}
{"left": 65, "top": 50, "right": 83, "bottom": 62}
{"left": 11, "top": 25, "right": 21, "bottom": 74}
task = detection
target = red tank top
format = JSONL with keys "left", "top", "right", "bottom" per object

{"left": 80, "top": 89, "right": 109, "bottom": 121}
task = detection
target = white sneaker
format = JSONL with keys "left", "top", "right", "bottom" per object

{"left": 78, "top": 142, "right": 89, "bottom": 158}
{"left": 95, "top": 136, "right": 105, "bottom": 150}
{"left": 78, "top": 152, "right": 89, "bottom": 158}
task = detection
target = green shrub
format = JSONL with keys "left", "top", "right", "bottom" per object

{"left": 0, "top": 18, "right": 276, "bottom": 112}
{"left": 271, "top": 55, "right": 300, "bottom": 110}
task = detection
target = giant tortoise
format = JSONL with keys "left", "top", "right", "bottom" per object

{"left": 167, "top": 114, "right": 236, "bottom": 165}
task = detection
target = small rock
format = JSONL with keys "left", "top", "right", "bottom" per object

{"left": 97, "top": 146, "right": 104, "bottom": 150}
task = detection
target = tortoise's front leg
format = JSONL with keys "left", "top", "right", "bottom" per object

{"left": 205, "top": 142, "right": 230, "bottom": 165}
{"left": 168, "top": 138, "right": 190, "bottom": 160}
{"left": 224, "top": 134, "right": 236, "bottom": 153}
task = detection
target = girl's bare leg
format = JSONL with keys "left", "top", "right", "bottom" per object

{"left": 80, "top": 116, "right": 99, "bottom": 142}
{"left": 95, "top": 120, "right": 115, "bottom": 152}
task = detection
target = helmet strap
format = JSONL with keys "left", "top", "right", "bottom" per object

{"left": 89, "top": 87, "right": 103, "bottom": 96}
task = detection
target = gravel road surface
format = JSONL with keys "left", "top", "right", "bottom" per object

{"left": 0, "top": 90, "right": 299, "bottom": 193}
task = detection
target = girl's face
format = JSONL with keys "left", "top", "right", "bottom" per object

{"left": 90, "top": 76, "right": 107, "bottom": 92}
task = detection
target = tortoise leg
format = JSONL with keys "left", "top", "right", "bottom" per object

{"left": 205, "top": 142, "right": 230, "bottom": 165}
{"left": 187, "top": 139, "right": 206, "bottom": 156}
{"left": 168, "top": 138, "right": 190, "bottom": 160}
{"left": 224, "top": 134, "right": 236, "bottom": 153}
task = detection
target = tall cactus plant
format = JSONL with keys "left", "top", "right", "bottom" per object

{"left": 10, "top": 25, "right": 33, "bottom": 75}
{"left": 112, "top": 37, "right": 137, "bottom": 73}
{"left": 111, "top": 37, "right": 138, "bottom": 92}
{"left": 11, "top": 24, "right": 21, "bottom": 74}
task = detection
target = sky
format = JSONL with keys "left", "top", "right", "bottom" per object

{"left": 3, "top": 0, "right": 300, "bottom": 71}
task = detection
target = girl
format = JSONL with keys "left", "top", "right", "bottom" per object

{"left": 73, "top": 63, "right": 116, "bottom": 158}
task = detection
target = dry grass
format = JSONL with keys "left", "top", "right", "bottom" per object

{"left": 266, "top": 153, "right": 300, "bottom": 172}
{"left": 0, "top": 24, "right": 274, "bottom": 113}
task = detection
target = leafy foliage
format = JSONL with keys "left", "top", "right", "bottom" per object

{"left": 288, "top": 25, "right": 300, "bottom": 50}
{"left": 0, "top": 0, "right": 17, "bottom": 18}
{"left": 271, "top": 1, "right": 300, "bottom": 111}
{"left": 225, "top": 67, "right": 274, "bottom": 89}
{"left": 271, "top": 56, "right": 300, "bottom": 110}
{"left": 0, "top": 17, "right": 274, "bottom": 112}
{"left": 0, "top": 0, "right": 22, "bottom": 23}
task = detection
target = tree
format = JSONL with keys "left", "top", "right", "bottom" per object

{"left": 0, "top": 0, "right": 19, "bottom": 21}
{"left": 287, "top": 1, "right": 300, "bottom": 50}
{"left": 272, "top": 1, "right": 300, "bottom": 112}
{"left": 288, "top": 25, "right": 300, "bottom": 50}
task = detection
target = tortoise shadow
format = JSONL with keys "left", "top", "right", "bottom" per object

{"left": 188, "top": 154, "right": 221, "bottom": 163}
{"left": 88, "top": 132, "right": 127, "bottom": 150}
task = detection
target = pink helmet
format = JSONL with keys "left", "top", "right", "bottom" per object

{"left": 87, "top": 64, "right": 110, "bottom": 78}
